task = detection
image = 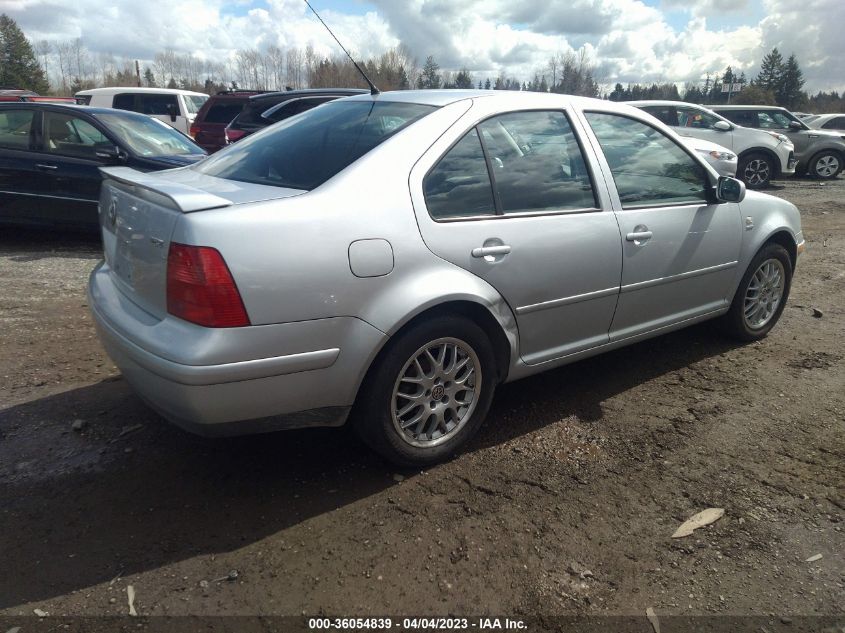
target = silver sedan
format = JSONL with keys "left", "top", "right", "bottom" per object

{"left": 88, "top": 90, "right": 804, "bottom": 466}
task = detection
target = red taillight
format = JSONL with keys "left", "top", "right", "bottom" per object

{"left": 225, "top": 128, "right": 246, "bottom": 144}
{"left": 189, "top": 124, "right": 200, "bottom": 138}
{"left": 166, "top": 243, "right": 250, "bottom": 328}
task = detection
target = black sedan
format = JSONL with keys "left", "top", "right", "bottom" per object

{"left": 0, "top": 103, "right": 206, "bottom": 230}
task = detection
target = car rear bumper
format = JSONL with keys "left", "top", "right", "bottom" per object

{"left": 88, "top": 262, "right": 386, "bottom": 434}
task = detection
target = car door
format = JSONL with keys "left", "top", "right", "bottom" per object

{"left": 580, "top": 110, "right": 742, "bottom": 341}
{"left": 756, "top": 110, "right": 812, "bottom": 158}
{"left": 410, "top": 107, "right": 623, "bottom": 365}
{"left": 0, "top": 107, "right": 42, "bottom": 223}
{"left": 34, "top": 110, "right": 109, "bottom": 228}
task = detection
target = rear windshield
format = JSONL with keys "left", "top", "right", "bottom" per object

{"left": 195, "top": 100, "right": 436, "bottom": 191}
{"left": 202, "top": 101, "right": 245, "bottom": 124}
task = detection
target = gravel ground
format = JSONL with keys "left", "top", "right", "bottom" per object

{"left": 0, "top": 178, "right": 843, "bottom": 624}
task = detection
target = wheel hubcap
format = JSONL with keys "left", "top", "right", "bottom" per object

{"left": 744, "top": 159, "right": 770, "bottom": 186}
{"left": 815, "top": 155, "right": 839, "bottom": 177}
{"left": 391, "top": 337, "right": 481, "bottom": 448}
{"left": 743, "top": 259, "right": 785, "bottom": 329}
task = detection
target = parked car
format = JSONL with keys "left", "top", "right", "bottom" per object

{"left": 804, "top": 113, "right": 845, "bottom": 135}
{"left": 629, "top": 100, "right": 796, "bottom": 188}
{"left": 189, "top": 90, "right": 270, "bottom": 153}
{"left": 0, "top": 103, "right": 206, "bottom": 230}
{"left": 679, "top": 136, "right": 737, "bottom": 176}
{"left": 224, "top": 88, "right": 367, "bottom": 143}
{"left": 74, "top": 87, "right": 209, "bottom": 136}
{"left": 711, "top": 105, "right": 845, "bottom": 180}
{"left": 88, "top": 90, "right": 803, "bottom": 466}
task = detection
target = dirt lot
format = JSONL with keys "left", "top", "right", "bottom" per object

{"left": 1, "top": 178, "right": 843, "bottom": 626}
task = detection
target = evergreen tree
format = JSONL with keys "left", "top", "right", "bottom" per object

{"left": 454, "top": 68, "right": 473, "bottom": 89}
{"left": 143, "top": 67, "right": 156, "bottom": 87}
{"left": 757, "top": 47, "right": 784, "bottom": 93}
{"left": 484, "top": 77, "right": 491, "bottom": 90}
{"left": 0, "top": 14, "right": 48, "bottom": 92}
{"left": 419, "top": 55, "right": 441, "bottom": 89}
{"left": 778, "top": 54, "right": 805, "bottom": 110}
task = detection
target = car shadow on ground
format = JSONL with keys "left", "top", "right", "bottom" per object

{"left": 0, "top": 322, "right": 740, "bottom": 608}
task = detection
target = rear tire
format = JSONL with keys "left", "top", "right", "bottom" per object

{"left": 738, "top": 152, "right": 773, "bottom": 189}
{"left": 720, "top": 243, "right": 792, "bottom": 341}
{"left": 808, "top": 151, "right": 842, "bottom": 179}
{"left": 353, "top": 316, "right": 497, "bottom": 467}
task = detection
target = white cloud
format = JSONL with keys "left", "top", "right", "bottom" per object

{"left": 4, "top": 0, "right": 843, "bottom": 94}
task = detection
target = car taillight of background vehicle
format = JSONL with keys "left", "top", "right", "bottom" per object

{"left": 189, "top": 124, "right": 200, "bottom": 138}
{"left": 166, "top": 243, "right": 250, "bottom": 328}
{"left": 225, "top": 128, "right": 247, "bottom": 144}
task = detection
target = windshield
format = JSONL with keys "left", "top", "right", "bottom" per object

{"left": 183, "top": 95, "right": 208, "bottom": 114}
{"left": 196, "top": 100, "right": 436, "bottom": 190}
{"left": 95, "top": 112, "right": 205, "bottom": 157}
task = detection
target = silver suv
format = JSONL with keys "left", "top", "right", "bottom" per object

{"left": 630, "top": 100, "right": 796, "bottom": 188}
{"left": 712, "top": 105, "right": 845, "bottom": 180}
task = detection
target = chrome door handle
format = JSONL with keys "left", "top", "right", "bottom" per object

{"left": 626, "top": 231, "right": 653, "bottom": 242}
{"left": 36, "top": 164, "right": 58, "bottom": 170}
{"left": 471, "top": 245, "right": 512, "bottom": 258}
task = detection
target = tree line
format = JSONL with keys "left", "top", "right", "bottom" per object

{"left": 607, "top": 47, "right": 844, "bottom": 113}
{"left": 2, "top": 13, "right": 842, "bottom": 113}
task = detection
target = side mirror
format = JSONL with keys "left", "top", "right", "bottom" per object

{"left": 166, "top": 103, "right": 178, "bottom": 122}
{"left": 713, "top": 120, "right": 731, "bottom": 131}
{"left": 788, "top": 120, "right": 803, "bottom": 130}
{"left": 716, "top": 176, "right": 746, "bottom": 203}
{"left": 94, "top": 145, "right": 126, "bottom": 164}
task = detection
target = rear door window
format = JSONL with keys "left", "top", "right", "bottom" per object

{"left": 137, "top": 94, "right": 178, "bottom": 116}
{"left": 0, "top": 109, "right": 34, "bottom": 149}
{"left": 477, "top": 110, "right": 597, "bottom": 214}
{"left": 112, "top": 93, "right": 137, "bottom": 111}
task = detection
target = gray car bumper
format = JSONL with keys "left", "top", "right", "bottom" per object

{"left": 88, "top": 263, "right": 386, "bottom": 434}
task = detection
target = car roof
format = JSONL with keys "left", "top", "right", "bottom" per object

{"left": 75, "top": 87, "right": 209, "bottom": 97}
{"left": 711, "top": 105, "right": 787, "bottom": 111}
{"left": 341, "top": 89, "right": 628, "bottom": 111}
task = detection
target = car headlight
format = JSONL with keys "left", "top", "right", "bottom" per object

{"left": 704, "top": 150, "right": 736, "bottom": 161}
{"left": 765, "top": 131, "right": 789, "bottom": 143}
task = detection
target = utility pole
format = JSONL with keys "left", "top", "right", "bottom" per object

{"left": 703, "top": 73, "right": 711, "bottom": 104}
{"left": 135, "top": 60, "right": 141, "bottom": 87}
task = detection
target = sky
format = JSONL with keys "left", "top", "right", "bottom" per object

{"left": 2, "top": 0, "right": 843, "bottom": 94}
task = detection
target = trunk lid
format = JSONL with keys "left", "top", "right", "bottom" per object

{"left": 98, "top": 166, "right": 304, "bottom": 318}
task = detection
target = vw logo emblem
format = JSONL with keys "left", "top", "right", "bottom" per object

{"left": 108, "top": 199, "right": 117, "bottom": 227}
{"left": 431, "top": 385, "right": 445, "bottom": 400}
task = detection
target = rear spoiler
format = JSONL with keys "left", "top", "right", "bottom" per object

{"left": 100, "top": 167, "right": 232, "bottom": 213}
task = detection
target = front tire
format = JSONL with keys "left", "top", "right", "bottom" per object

{"left": 809, "top": 151, "right": 842, "bottom": 179}
{"left": 720, "top": 243, "right": 792, "bottom": 341}
{"left": 353, "top": 316, "right": 497, "bottom": 467}
{"left": 738, "top": 152, "right": 773, "bottom": 189}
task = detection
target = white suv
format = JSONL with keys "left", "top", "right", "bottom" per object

{"left": 629, "top": 100, "right": 796, "bottom": 189}
{"left": 75, "top": 87, "right": 208, "bottom": 136}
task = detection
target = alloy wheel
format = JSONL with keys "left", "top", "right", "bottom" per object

{"left": 814, "top": 154, "right": 840, "bottom": 178}
{"left": 391, "top": 337, "right": 481, "bottom": 448}
{"left": 743, "top": 158, "right": 770, "bottom": 186}
{"left": 743, "top": 259, "right": 785, "bottom": 329}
